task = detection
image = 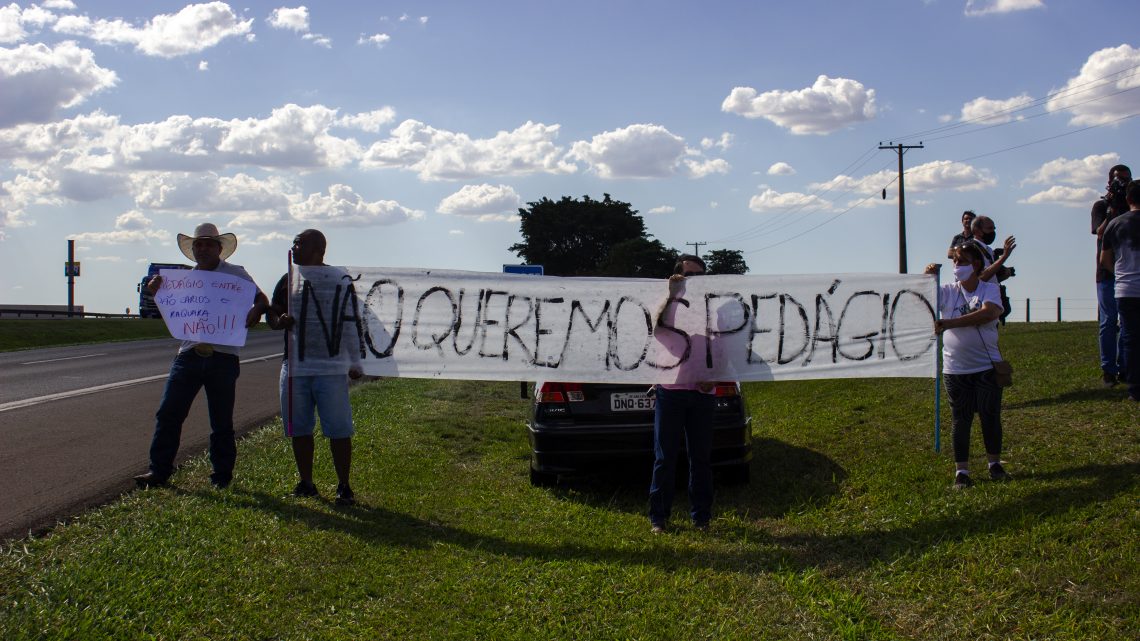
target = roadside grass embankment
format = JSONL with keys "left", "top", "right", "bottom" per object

{"left": 0, "top": 321, "right": 1136, "bottom": 640}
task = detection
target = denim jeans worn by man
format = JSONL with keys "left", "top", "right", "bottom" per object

{"left": 134, "top": 223, "right": 269, "bottom": 489}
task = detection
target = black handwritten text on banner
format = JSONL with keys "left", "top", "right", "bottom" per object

{"left": 287, "top": 267, "right": 937, "bottom": 383}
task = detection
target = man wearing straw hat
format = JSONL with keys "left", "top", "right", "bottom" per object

{"left": 134, "top": 223, "right": 269, "bottom": 489}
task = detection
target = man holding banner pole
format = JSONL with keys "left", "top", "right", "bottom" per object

{"left": 134, "top": 223, "right": 269, "bottom": 489}
{"left": 267, "top": 230, "right": 363, "bottom": 505}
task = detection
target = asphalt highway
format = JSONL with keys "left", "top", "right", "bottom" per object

{"left": 0, "top": 332, "right": 284, "bottom": 540}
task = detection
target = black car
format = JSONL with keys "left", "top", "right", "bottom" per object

{"left": 526, "top": 381, "right": 752, "bottom": 486}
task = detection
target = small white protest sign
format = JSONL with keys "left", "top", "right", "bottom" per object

{"left": 154, "top": 269, "right": 255, "bottom": 347}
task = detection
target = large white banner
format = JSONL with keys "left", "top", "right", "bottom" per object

{"left": 155, "top": 269, "right": 255, "bottom": 347}
{"left": 285, "top": 266, "right": 938, "bottom": 383}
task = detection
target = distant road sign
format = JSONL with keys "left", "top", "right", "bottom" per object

{"left": 503, "top": 264, "right": 543, "bottom": 275}
{"left": 64, "top": 262, "right": 81, "bottom": 277}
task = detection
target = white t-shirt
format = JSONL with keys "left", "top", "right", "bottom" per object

{"left": 177, "top": 260, "right": 260, "bottom": 357}
{"left": 938, "top": 280, "right": 1003, "bottom": 375}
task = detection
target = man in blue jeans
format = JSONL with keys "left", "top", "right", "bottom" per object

{"left": 1092, "top": 164, "right": 1131, "bottom": 386}
{"left": 1099, "top": 180, "right": 1140, "bottom": 402}
{"left": 134, "top": 223, "right": 269, "bottom": 489}
{"left": 648, "top": 254, "right": 717, "bottom": 533}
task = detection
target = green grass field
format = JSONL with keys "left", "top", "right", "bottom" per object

{"left": 0, "top": 322, "right": 1136, "bottom": 640}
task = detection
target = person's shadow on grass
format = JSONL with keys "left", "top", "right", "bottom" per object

{"left": 186, "top": 459, "right": 1137, "bottom": 579}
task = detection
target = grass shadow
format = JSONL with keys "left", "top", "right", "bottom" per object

{"left": 1005, "top": 387, "right": 1131, "bottom": 408}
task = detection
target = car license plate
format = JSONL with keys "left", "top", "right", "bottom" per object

{"left": 610, "top": 392, "right": 655, "bottom": 412}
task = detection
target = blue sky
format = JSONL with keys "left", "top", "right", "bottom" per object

{"left": 1, "top": 0, "right": 1138, "bottom": 320}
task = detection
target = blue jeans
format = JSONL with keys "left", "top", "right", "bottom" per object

{"left": 1118, "top": 297, "right": 1140, "bottom": 398}
{"left": 149, "top": 351, "right": 240, "bottom": 483}
{"left": 1098, "top": 279, "right": 1123, "bottom": 375}
{"left": 648, "top": 387, "right": 715, "bottom": 525}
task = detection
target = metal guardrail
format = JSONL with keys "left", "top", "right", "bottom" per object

{"left": 0, "top": 309, "right": 138, "bottom": 319}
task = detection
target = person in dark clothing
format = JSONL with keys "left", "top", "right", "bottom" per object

{"left": 1092, "top": 164, "right": 1132, "bottom": 387}
{"left": 948, "top": 210, "right": 977, "bottom": 259}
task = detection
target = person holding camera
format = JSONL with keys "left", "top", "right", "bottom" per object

{"left": 1098, "top": 179, "right": 1140, "bottom": 402}
{"left": 1092, "top": 164, "right": 1131, "bottom": 387}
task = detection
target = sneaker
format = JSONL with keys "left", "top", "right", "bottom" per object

{"left": 292, "top": 480, "right": 319, "bottom": 498}
{"left": 1102, "top": 372, "right": 1118, "bottom": 387}
{"left": 650, "top": 521, "right": 667, "bottom": 534}
{"left": 693, "top": 521, "right": 710, "bottom": 532}
{"left": 989, "top": 463, "right": 1011, "bottom": 482}
{"left": 953, "top": 472, "right": 973, "bottom": 490}
{"left": 133, "top": 472, "right": 168, "bottom": 488}
{"left": 335, "top": 482, "right": 355, "bottom": 506}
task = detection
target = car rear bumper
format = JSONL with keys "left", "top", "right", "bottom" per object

{"left": 527, "top": 417, "right": 752, "bottom": 474}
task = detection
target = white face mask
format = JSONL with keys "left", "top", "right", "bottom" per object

{"left": 954, "top": 264, "right": 974, "bottom": 282}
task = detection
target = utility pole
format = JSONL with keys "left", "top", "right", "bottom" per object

{"left": 686, "top": 241, "right": 707, "bottom": 257}
{"left": 878, "top": 141, "right": 923, "bottom": 273}
{"left": 67, "top": 239, "right": 76, "bottom": 317}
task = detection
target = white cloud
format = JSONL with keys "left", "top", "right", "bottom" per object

{"left": 748, "top": 188, "right": 834, "bottom": 213}
{"left": 358, "top": 33, "right": 390, "bottom": 47}
{"left": 363, "top": 119, "right": 576, "bottom": 181}
{"left": 0, "top": 5, "right": 25, "bottom": 44}
{"left": 938, "top": 114, "right": 954, "bottom": 123}
{"left": 198, "top": 60, "right": 208, "bottom": 71}
{"left": 244, "top": 231, "right": 292, "bottom": 245}
{"left": 1018, "top": 185, "right": 1099, "bottom": 207}
{"left": 53, "top": 2, "right": 253, "bottom": 58}
{"left": 568, "top": 123, "right": 728, "bottom": 179}
{"left": 700, "top": 132, "right": 733, "bottom": 151}
{"left": 1046, "top": 45, "right": 1140, "bottom": 127}
{"left": 647, "top": 205, "right": 675, "bottom": 215}
{"left": 438, "top": 184, "right": 521, "bottom": 220}
{"left": 767, "top": 162, "right": 796, "bottom": 176}
{"left": 721, "top": 75, "right": 877, "bottom": 135}
{"left": 419, "top": 16, "right": 429, "bottom": 25}
{"left": 90, "top": 255, "right": 123, "bottom": 262}
{"left": 811, "top": 160, "right": 996, "bottom": 193}
{"left": 0, "top": 41, "right": 117, "bottom": 127}
{"left": 268, "top": 6, "right": 309, "bottom": 32}
{"left": 42, "top": 1, "right": 76, "bottom": 9}
{"left": 959, "top": 94, "right": 1033, "bottom": 123}
{"left": 301, "top": 32, "right": 331, "bottom": 48}
{"left": 1022, "top": 153, "right": 1119, "bottom": 186}
{"left": 132, "top": 172, "right": 296, "bottom": 212}
{"left": 964, "top": 0, "right": 1045, "bottom": 17}
{"left": 336, "top": 107, "right": 397, "bottom": 132}
{"left": 115, "top": 210, "right": 153, "bottom": 230}
{"left": 288, "top": 184, "right": 423, "bottom": 226}
{"left": 448, "top": 229, "right": 463, "bottom": 235}
{"left": 71, "top": 209, "right": 166, "bottom": 244}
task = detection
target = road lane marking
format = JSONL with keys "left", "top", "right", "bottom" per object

{"left": 0, "top": 352, "right": 283, "bottom": 413}
{"left": 21, "top": 353, "right": 106, "bottom": 365}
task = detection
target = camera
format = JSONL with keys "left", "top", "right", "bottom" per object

{"left": 1108, "top": 177, "right": 1128, "bottom": 199}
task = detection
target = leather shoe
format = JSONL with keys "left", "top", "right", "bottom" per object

{"left": 133, "top": 472, "right": 168, "bottom": 488}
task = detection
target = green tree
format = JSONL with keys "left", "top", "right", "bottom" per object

{"left": 703, "top": 248, "right": 749, "bottom": 275}
{"left": 595, "top": 238, "right": 679, "bottom": 278}
{"left": 510, "top": 194, "right": 676, "bottom": 277}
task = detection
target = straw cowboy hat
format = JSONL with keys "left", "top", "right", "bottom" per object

{"left": 177, "top": 223, "right": 237, "bottom": 261}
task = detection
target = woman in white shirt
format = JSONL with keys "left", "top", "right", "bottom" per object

{"left": 925, "top": 243, "right": 1011, "bottom": 489}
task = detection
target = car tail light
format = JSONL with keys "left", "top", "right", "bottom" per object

{"left": 713, "top": 382, "right": 739, "bottom": 397}
{"left": 536, "top": 382, "right": 585, "bottom": 403}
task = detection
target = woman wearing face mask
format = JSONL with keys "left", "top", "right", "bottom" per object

{"left": 925, "top": 243, "right": 1011, "bottom": 489}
